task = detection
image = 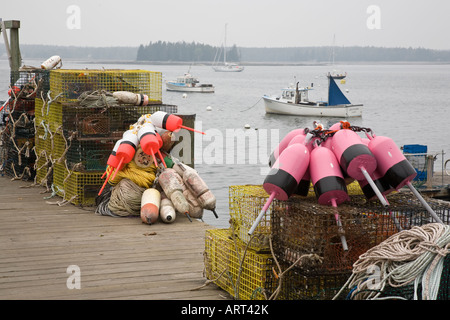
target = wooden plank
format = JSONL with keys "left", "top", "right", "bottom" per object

{"left": 0, "top": 176, "right": 231, "bottom": 300}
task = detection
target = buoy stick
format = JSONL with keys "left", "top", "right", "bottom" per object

{"left": 111, "top": 157, "right": 124, "bottom": 181}
{"left": 248, "top": 192, "right": 276, "bottom": 235}
{"left": 331, "top": 198, "right": 348, "bottom": 251}
{"left": 101, "top": 165, "right": 111, "bottom": 179}
{"left": 383, "top": 196, "right": 403, "bottom": 232}
{"left": 149, "top": 150, "right": 159, "bottom": 169}
{"left": 360, "top": 166, "right": 389, "bottom": 207}
{"left": 157, "top": 150, "right": 167, "bottom": 168}
{"left": 98, "top": 173, "right": 110, "bottom": 196}
{"left": 180, "top": 125, "right": 206, "bottom": 135}
{"left": 406, "top": 181, "right": 444, "bottom": 224}
{"left": 184, "top": 211, "right": 193, "bottom": 222}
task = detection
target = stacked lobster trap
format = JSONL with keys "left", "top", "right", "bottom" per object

{"left": 33, "top": 69, "right": 171, "bottom": 205}
{"left": 1, "top": 67, "right": 195, "bottom": 206}
{"left": 0, "top": 69, "right": 50, "bottom": 180}
{"left": 205, "top": 183, "right": 450, "bottom": 300}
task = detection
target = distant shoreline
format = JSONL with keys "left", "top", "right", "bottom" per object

{"left": 2, "top": 57, "right": 450, "bottom": 67}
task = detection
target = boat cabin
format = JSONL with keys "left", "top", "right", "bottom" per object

{"left": 280, "top": 87, "right": 311, "bottom": 103}
{"left": 175, "top": 73, "right": 199, "bottom": 86}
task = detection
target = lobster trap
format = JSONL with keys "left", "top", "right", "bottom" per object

{"left": 51, "top": 162, "right": 104, "bottom": 206}
{"left": 267, "top": 266, "right": 352, "bottom": 300}
{"left": 9, "top": 69, "right": 51, "bottom": 101}
{"left": 48, "top": 69, "right": 162, "bottom": 103}
{"left": 0, "top": 105, "right": 36, "bottom": 181}
{"left": 271, "top": 192, "right": 450, "bottom": 275}
{"left": 204, "top": 228, "right": 275, "bottom": 300}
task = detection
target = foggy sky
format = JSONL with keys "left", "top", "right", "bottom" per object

{"left": 2, "top": 0, "right": 450, "bottom": 50}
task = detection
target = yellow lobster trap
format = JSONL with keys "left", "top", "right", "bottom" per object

{"left": 49, "top": 69, "right": 162, "bottom": 104}
{"left": 204, "top": 228, "right": 275, "bottom": 300}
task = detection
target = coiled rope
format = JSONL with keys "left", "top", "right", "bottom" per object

{"left": 96, "top": 158, "right": 158, "bottom": 217}
{"left": 107, "top": 178, "right": 145, "bottom": 217}
{"left": 108, "top": 160, "right": 157, "bottom": 189}
{"left": 334, "top": 223, "right": 450, "bottom": 300}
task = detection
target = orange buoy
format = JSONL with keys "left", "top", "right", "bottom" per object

{"left": 140, "top": 188, "right": 161, "bottom": 224}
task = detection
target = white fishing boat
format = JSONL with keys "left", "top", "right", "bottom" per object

{"left": 263, "top": 75, "right": 362, "bottom": 117}
{"left": 166, "top": 73, "right": 214, "bottom": 93}
{"left": 212, "top": 24, "right": 244, "bottom": 72}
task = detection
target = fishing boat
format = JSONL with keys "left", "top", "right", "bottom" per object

{"left": 165, "top": 73, "right": 214, "bottom": 93}
{"left": 212, "top": 24, "right": 244, "bottom": 72}
{"left": 263, "top": 75, "right": 362, "bottom": 117}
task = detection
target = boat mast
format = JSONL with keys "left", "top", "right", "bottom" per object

{"left": 223, "top": 23, "right": 227, "bottom": 64}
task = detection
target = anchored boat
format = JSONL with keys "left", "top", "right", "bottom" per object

{"left": 263, "top": 74, "right": 362, "bottom": 117}
{"left": 166, "top": 73, "right": 215, "bottom": 93}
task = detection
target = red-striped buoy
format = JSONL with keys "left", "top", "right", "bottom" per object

{"left": 150, "top": 111, "right": 205, "bottom": 134}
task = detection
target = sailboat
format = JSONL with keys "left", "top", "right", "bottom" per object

{"left": 329, "top": 35, "right": 347, "bottom": 79}
{"left": 263, "top": 74, "right": 362, "bottom": 117}
{"left": 212, "top": 24, "right": 244, "bottom": 72}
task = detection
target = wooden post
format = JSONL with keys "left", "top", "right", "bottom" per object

{"left": 1, "top": 20, "right": 22, "bottom": 83}
{"left": 426, "top": 155, "right": 434, "bottom": 189}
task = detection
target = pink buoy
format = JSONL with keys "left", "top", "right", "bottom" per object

{"left": 310, "top": 143, "right": 349, "bottom": 206}
{"left": 331, "top": 128, "right": 389, "bottom": 207}
{"left": 268, "top": 128, "right": 306, "bottom": 167}
{"left": 358, "top": 138, "right": 394, "bottom": 200}
{"left": 287, "top": 133, "right": 314, "bottom": 196}
{"left": 331, "top": 129, "right": 377, "bottom": 180}
{"left": 367, "top": 133, "right": 443, "bottom": 224}
{"left": 309, "top": 142, "right": 349, "bottom": 251}
{"left": 249, "top": 143, "right": 310, "bottom": 235}
{"left": 367, "top": 134, "right": 416, "bottom": 190}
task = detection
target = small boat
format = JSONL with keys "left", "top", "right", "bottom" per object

{"left": 263, "top": 75, "right": 362, "bottom": 117}
{"left": 166, "top": 73, "right": 214, "bottom": 93}
{"left": 330, "top": 71, "right": 347, "bottom": 79}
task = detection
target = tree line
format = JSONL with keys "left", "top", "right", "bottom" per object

{"left": 136, "top": 42, "right": 450, "bottom": 62}
{"left": 136, "top": 41, "right": 241, "bottom": 62}
{"left": 2, "top": 43, "right": 450, "bottom": 63}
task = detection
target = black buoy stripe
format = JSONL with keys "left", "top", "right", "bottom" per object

{"left": 162, "top": 113, "right": 170, "bottom": 129}
{"left": 383, "top": 159, "right": 416, "bottom": 189}
{"left": 339, "top": 144, "right": 374, "bottom": 172}
{"left": 120, "top": 140, "right": 137, "bottom": 150}
{"left": 314, "top": 176, "right": 347, "bottom": 197}
{"left": 264, "top": 168, "right": 299, "bottom": 197}
{"left": 139, "top": 131, "right": 157, "bottom": 139}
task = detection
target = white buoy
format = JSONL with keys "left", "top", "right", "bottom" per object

{"left": 182, "top": 93, "right": 187, "bottom": 99}
{"left": 206, "top": 106, "right": 212, "bottom": 111}
{"left": 244, "top": 124, "right": 251, "bottom": 129}
{"left": 345, "top": 89, "right": 349, "bottom": 93}
{"left": 41, "top": 55, "right": 62, "bottom": 70}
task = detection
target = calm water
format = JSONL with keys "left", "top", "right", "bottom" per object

{"left": 1, "top": 59, "right": 450, "bottom": 228}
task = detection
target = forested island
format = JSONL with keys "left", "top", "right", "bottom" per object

{"left": 2, "top": 42, "right": 450, "bottom": 64}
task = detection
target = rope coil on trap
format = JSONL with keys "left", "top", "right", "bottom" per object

{"left": 334, "top": 223, "right": 450, "bottom": 300}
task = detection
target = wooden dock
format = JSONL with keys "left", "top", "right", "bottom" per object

{"left": 0, "top": 176, "right": 231, "bottom": 300}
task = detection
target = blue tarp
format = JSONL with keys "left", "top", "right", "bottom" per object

{"left": 328, "top": 76, "right": 351, "bottom": 106}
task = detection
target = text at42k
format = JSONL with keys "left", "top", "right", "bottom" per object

{"left": 181, "top": 304, "right": 269, "bottom": 317}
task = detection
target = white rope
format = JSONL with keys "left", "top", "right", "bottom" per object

{"left": 333, "top": 223, "right": 450, "bottom": 300}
